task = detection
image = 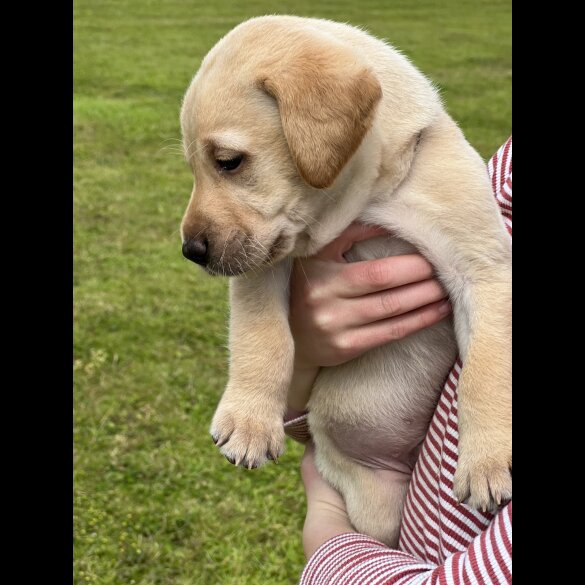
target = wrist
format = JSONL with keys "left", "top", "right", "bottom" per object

{"left": 303, "top": 506, "right": 355, "bottom": 558}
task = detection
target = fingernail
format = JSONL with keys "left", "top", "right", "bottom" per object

{"left": 439, "top": 300, "right": 452, "bottom": 315}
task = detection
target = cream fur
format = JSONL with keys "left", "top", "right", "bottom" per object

{"left": 180, "top": 16, "right": 512, "bottom": 545}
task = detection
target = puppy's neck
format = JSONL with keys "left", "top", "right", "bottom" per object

{"left": 297, "top": 127, "right": 421, "bottom": 256}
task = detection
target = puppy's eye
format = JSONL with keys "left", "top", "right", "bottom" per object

{"left": 216, "top": 155, "right": 243, "bottom": 172}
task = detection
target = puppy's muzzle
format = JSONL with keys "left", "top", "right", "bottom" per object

{"left": 182, "top": 237, "right": 209, "bottom": 266}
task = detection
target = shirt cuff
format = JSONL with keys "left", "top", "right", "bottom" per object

{"left": 300, "top": 533, "right": 390, "bottom": 584}
{"left": 299, "top": 532, "right": 434, "bottom": 584}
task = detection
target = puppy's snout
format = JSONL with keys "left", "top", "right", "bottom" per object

{"left": 182, "top": 237, "right": 209, "bottom": 266}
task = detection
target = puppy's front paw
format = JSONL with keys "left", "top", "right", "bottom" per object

{"left": 453, "top": 439, "right": 512, "bottom": 514}
{"left": 210, "top": 401, "right": 285, "bottom": 469}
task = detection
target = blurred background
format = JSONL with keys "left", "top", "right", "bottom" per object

{"left": 73, "top": 1, "right": 511, "bottom": 583}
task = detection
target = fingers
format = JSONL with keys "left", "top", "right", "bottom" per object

{"left": 334, "top": 254, "right": 436, "bottom": 297}
{"left": 342, "top": 279, "right": 448, "bottom": 327}
{"left": 314, "top": 222, "right": 388, "bottom": 262}
{"left": 337, "top": 300, "right": 452, "bottom": 357}
{"left": 290, "top": 224, "right": 451, "bottom": 368}
{"left": 308, "top": 223, "right": 435, "bottom": 298}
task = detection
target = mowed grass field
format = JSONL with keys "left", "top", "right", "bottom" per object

{"left": 73, "top": 1, "right": 511, "bottom": 583}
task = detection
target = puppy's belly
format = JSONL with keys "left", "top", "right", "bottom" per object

{"left": 308, "top": 319, "right": 456, "bottom": 476}
{"left": 318, "top": 415, "right": 424, "bottom": 474}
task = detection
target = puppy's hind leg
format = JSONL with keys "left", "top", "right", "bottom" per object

{"left": 346, "top": 466, "right": 409, "bottom": 548}
{"left": 312, "top": 431, "right": 409, "bottom": 547}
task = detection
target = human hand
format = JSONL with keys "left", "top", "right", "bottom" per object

{"left": 301, "top": 442, "right": 354, "bottom": 559}
{"left": 290, "top": 222, "right": 451, "bottom": 370}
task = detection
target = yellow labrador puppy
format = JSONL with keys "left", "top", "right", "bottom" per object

{"left": 180, "top": 16, "right": 511, "bottom": 546}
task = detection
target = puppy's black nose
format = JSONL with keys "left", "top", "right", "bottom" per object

{"left": 182, "top": 237, "right": 209, "bottom": 266}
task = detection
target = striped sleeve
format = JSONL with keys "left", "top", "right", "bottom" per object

{"left": 284, "top": 411, "right": 312, "bottom": 444}
{"left": 299, "top": 503, "right": 511, "bottom": 585}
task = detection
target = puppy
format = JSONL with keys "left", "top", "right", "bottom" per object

{"left": 179, "top": 16, "right": 511, "bottom": 546}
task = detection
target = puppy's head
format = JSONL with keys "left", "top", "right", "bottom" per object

{"left": 180, "top": 17, "right": 381, "bottom": 275}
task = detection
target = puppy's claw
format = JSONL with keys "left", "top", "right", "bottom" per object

{"left": 455, "top": 487, "right": 470, "bottom": 506}
{"left": 215, "top": 433, "right": 232, "bottom": 448}
{"left": 225, "top": 455, "right": 236, "bottom": 465}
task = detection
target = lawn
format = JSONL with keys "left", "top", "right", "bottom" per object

{"left": 73, "top": 1, "right": 511, "bottom": 583}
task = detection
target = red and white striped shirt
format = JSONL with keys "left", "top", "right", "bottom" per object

{"left": 287, "top": 137, "right": 512, "bottom": 585}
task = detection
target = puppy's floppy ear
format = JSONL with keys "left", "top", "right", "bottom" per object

{"left": 258, "top": 40, "right": 382, "bottom": 189}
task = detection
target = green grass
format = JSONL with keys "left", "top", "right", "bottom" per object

{"left": 73, "top": 1, "right": 511, "bottom": 583}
